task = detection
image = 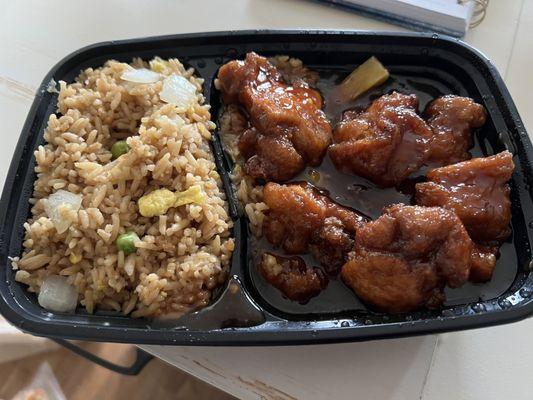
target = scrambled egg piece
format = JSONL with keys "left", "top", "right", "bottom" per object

{"left": 138, "top": 185, "right": 204, "bottom": 217}
{"left": 175, "top": 185, "right": 204, "bottom": 206}
{"left": 149, "top": 57, "right": 168, "bottom": 73}
{"left": 138, "top": 188, "right": 176, "bottom": 217}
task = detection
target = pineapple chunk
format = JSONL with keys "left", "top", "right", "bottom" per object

{"left": 339, "top": 56, "right": 390, "bottom": 100}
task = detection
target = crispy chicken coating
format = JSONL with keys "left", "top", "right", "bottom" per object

{"left": 259, "top": 253, "right": 328, "bottom": 303}
{"left": 262, "top": 182, "right": 366, "bottom": 273}
{"left": 470, "top": 245, "right": 498, "bottom": 283}
{"left": 416, "top": 151, "right": 514, "bottom": 243}
{"left": 425, "top": 95, "right": 486, "bottom": 164}
{"left": 341, "top": 204, "right": 473, "bottom": 312}
{"left": 308, "top": 217, "right": 355, "bottom": 274}
{"left": 217, "top": 52, "right": 332, "bottom": 182}
{"left": 329, "top": 92, "right": 433, "bottom": 187}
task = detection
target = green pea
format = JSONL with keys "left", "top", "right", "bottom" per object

{"left": 111, "top": 140, "right": 129, "bottom": 159}
{"left": 116, "top": 231, "right": 139, "bottom": 255}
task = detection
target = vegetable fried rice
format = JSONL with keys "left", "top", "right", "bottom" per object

{"left": 12, "top": 57, "right": 234, "bottom": 318}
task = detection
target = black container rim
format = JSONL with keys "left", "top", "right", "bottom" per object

{"left": 1, "top": 29, "right": 532, "bottom": 346}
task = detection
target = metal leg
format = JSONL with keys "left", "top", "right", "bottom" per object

{"left": 52, "top": 339, "right": 153, "bottom": 376}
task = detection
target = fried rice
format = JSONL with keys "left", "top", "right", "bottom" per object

{"left": 12, "top": 57, "right": 234, "bottom": 318}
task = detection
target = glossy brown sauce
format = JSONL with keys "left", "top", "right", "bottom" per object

{"left": 416, "top": 152, "right": 513, "bottom": 243}
{"left": 329, "top": 92, "right": 434, "bottom": 187}
{"left": 342, "top": 204, "right": 473, "bottom": 313}
{"left": 240, "top": 67, "right": 517, "bottom": 316}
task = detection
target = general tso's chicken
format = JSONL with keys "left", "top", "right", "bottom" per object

{"left": 262, "top": 182, "right": 366, "bottom": 273}
{"left": 217, "top": 52, "right": 332, "bottom": 182}
{"left": 425, "top": 95, "right": 487, "bottom": 164}
{"left": 329, "top": 92, "right": 433, "bottom": 187}
{"left": 341, "top": 204, "right": 473, "bottom": 312}
{"left": 416, "top": 152, "right": 514, "bottom": 282}
{"left": 308, "top": 217, "right": 356, "bottom": 274}
{"left": 416, "top": 151, "right": 514, "bottom": 243}
{"left": 259, "top": 253, "right": 328, "bottom": 303}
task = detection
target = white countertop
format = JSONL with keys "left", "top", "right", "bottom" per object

{"left": 1, "top": 0, "right": 532, "bottom": 399}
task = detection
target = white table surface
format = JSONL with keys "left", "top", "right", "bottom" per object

{"left": 1, "top": 1, "right": 532, "bottom": 399}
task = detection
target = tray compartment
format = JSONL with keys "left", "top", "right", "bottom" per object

{"left": 0, "top": 31, "right": 531, "bottom": 345}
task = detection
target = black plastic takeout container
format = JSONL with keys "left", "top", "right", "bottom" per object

{"left": 1, "top": 30, "right": 533, "bottom": 346}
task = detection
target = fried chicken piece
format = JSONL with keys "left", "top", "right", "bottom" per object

{"left": 415, "top": 152, "right": 512, "bottom": 283}
{"left": 262, "top": 182, "right": 366, "bottom": 273}
{"left": 259, "top": 253, "right": 328, "bottom": 303}
{"left": 416, "top": 151, "right": 514, "bottom": 243}
{"left": 329, "top": 92, "right": 433, "bottom": 187}
{"left": 425, "top": 95, "right": 486, "bottom": 164}
{"left": 309, "top": 217, "right": 355, "bottom": 274}
{"left": 470, "top": 245, "right": 498, "bottom": 282}
{"left": 237, "top": 127, "right": 305, "bottom": 181}
{"left": 341, "top": 204, "right": 473, "bottom": 312}
{"left": 217, "top": 52, "right": 332, "bottom": 182}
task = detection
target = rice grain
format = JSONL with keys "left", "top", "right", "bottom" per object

{"left": 14, "top": 57, "right": 234, "bottom": 318}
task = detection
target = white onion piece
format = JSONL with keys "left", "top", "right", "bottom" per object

{"left": 160, "top": 74, "right": 197, "bottom": 108}
{"left": 44, "top": 190, "right": 82, "bottom": 234}
{"left": 121, "top": 68, "right": 161, "bottom": 84}
{"left": 38, "top": 275, "right": 78, "bottom": 313}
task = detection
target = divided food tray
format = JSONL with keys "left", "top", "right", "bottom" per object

{"left": 1, "top": 30, "right": 533, "bottom": 345}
